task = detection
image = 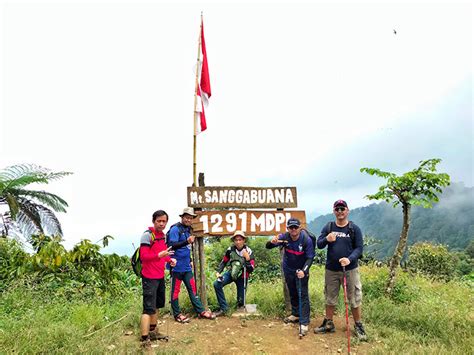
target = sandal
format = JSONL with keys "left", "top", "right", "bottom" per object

{"left": 174, "top": 313, "right": 190, "bottom": 323}
{"left": 199, "top": 310, "right": 216, "bottom": 320}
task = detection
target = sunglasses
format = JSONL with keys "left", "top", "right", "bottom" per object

{"left": 334, "top": 207, "right": 346, "bottom": 212}
{"left": 288, "top": 225, "right": 299, "bottom": 230}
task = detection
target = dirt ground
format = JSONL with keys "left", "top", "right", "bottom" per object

{"left": 120, "top": 314, "right": 374, "bottom": 354}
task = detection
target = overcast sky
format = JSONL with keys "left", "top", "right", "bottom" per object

{"left": 1, "top": 0, "right": 472, "bottom": 254}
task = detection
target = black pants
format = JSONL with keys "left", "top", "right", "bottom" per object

{"left": 284, "top": 272, "right": 310, "bottom": 325}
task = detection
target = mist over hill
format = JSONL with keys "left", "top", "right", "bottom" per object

{"left": 307, "top": 182, "right": 474, "bottom": 259}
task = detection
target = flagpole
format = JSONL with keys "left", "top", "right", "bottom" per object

{"left": 193, "top": 14, "right": 203, "bottom": 187}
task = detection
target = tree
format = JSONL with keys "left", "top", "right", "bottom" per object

{"left": 0, "top": 164, "right": 72, "bottom": 240}
{"left": 361, "top": 158, "right": 450, "bottom": 295}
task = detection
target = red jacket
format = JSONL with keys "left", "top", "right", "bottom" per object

{"left": 139, "top": 227, "right": 171, "bottom": 279}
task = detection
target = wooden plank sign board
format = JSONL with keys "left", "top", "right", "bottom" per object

{"left": 191, "top": 210, "right": 306, "bottom": 237}
{"left": 187, "top": 186, "right": 298, "bottom": 209}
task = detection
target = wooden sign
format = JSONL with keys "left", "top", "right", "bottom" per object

{"left": 191, "top": 210, "right": 306, "bottom": 237}
{"left": 187, "top": 186, "right": 298, "bottom": 209}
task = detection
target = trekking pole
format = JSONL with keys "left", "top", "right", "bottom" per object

{"left": 166, "top": 270, "right": 174, "bottom": 342}
{"left": 342, "top": 266, "right": 351, "bottom": 354}
{"left": 243, "top": 263, "right": 247, "bottom": 313}
{"left": 296, "top": 270, "right": 303, "bottom": 339}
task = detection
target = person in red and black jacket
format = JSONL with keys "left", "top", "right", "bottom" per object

{"left": 213, "top": 230, "right": 255, "bottom": 317}
{"left": 139, "top": 210, "right": 176, "bottom": 347}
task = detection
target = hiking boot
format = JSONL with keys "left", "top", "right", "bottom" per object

{"left": 140, "top": 337, "right": 152, "bottom": 349}
{"left": 283, "top": 315, "right": 299, "bottom": 324}
{"left": 149, "top": 330, "right": 168, "bottom": 341}
{"left": 213, "top": 309, "right": 228, "bottom": 317}
{"left": 314, "top": 318, "right": 335, "bottom": 333}
{"left": 300, "top": 325, "right": 309, "bottom": 336}
{"left": 354, "top": 321, "right": 368, "bottom": 341}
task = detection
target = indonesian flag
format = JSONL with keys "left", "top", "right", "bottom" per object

{"left": 195, "top": 19, "right": 211, "bottom": 135}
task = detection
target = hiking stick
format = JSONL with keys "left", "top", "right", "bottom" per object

{"left": 166, "top": 270, "right": 175, "bottom": 341}
{"left": 243, "top": 263, "right": 247, "bottom": 313}
{"left": 342, "top": 266, "right": 351, "bottom": 354}
{"left": 297, "top": 270, "right": 303, "bottom": 339}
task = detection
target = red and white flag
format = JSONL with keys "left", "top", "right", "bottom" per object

{"left": 195, "top": 19, "right": 211, "bottom": 135}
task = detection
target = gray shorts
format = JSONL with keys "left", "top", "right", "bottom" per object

{"left": 324, "top": 268, "right": 362, "bottom": 308}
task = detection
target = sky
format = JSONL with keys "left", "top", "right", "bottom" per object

{"left": 1, "top": 0, "right": 472, "bottom": 255}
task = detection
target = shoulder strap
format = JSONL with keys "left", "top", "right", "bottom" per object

{"left": 145, "top": 228, "right": 156, "bottom": 243}
{"left": 348, "top": 221, "right": 356, "bottom": 247}
{"left": 300, "top": 229, "right": 309, "bottom": 248}
{"left": 326, "top": 221, "right": 333, "bottom": 233}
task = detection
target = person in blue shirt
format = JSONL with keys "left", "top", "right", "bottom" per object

{"left": 314, "top": 199, "right": 367, "bottom": 341}
{"left": 266, "top": 218, "right": 314, "bottom": 336}
{"left": 167, "top": 207, "right": 215, "bottom": 323}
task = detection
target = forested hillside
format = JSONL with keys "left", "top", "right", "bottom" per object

{"left": 307, "top": 183, "right": 474, "bottom": 259}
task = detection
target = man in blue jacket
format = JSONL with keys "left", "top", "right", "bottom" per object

{"left": 314, "top": 200, "right": 367, "bottom": 340}
{"left": 266, "top": 218, "right": 314, "bottom": 336}
{"left": 167, "top": 207, "right": 215, "bottom": 323}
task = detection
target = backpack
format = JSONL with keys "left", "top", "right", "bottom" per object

{"left": 229, "top": 250, "right": 246, "bottom": 281}
{"left": 325, "top": 221, "right": 362, "bottom": 259}
{"left": 130, "top": 229, "right": 156, "bottom": 276}
{"left": 281, "top": 228, "right": 317, "bottom": 257}
{"left": 165, "top": 223, "right": 186, "bottom": 247}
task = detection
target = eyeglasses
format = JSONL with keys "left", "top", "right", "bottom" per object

{"left": 334, "top": 207, "right": 346, "bottom": 212}
{"left": 288, "top": 225, "right": 299, "bottom": 230}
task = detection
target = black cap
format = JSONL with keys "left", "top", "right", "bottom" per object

{"left": 287, "top": 218, "right": 301, "bottom": 227}
{"left": 333, "top": 199, "right": 348, "bottom": 208}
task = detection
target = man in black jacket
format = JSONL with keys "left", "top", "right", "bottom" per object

{"left": 314, "top": 200, "right": 367, "bottom": 340}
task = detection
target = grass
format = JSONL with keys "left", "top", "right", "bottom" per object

{"left": 0, "top": 265, "right": 472, "bottom": 353}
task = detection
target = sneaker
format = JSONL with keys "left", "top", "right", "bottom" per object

{"left": 300, "top": 325, "right": 309, "bottom": 336}
{"left": 314, "top": 318, "right": 335, "bottom": 333}
{"left": 213, "top": 309, "right": 228, "bottom": 317}
{"left": 140, "top": 337, "right": 152, "bottom": 349}
{"left": 149, "top": 330, "right": 168, "bottom": 341}
{"left": 354, "top": 321, "right": 367, "bottom": 341}
{"left": 283, "top": 315, "right": 299, "bottom": 324}
{"left": 236, "top": 306, "right": 246, "bottom": 313}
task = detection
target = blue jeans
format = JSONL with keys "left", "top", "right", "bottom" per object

{"left": 213, "top": 271, "right": 246, "bottom": 312}
{"left": 285, "top": 271, "right": 310, "bottom": 325}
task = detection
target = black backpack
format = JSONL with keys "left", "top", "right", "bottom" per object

{"left": 130, "top": 229, "right": 156, "bottom": 276}
{"left": 165, "top": 223, "right": 186, "bottom": 247}
{"left": 281, "top": 228, "right": 317, "bottom": 255}
{"left": 325, "top": 221, "right": 362, "bottom": 259}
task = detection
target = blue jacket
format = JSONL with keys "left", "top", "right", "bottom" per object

{"left": 167, "top": 222, "right": 192, "bottom": 273}
{"left": 317, "top": 222, "right": 363, "bottom": 272}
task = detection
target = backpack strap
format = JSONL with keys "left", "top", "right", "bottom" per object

{"left": 300, "top": 229, "right": 310, "bottom": 249}
{"left": 348, "top": 221, "right": 355, "bottom": 246}
{"left": 325, "top": 221, "right": 333, "bottom": 234}
{"left": 327, "top": 221, "right": 356, "bottom": 246}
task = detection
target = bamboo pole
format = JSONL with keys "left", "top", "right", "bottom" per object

{"left": 192, "top": 14, "right": 203, "bottom": 187}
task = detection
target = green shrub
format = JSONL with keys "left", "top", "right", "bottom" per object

{"left": 407, "top": 242, "right": 457, "bottom": 281}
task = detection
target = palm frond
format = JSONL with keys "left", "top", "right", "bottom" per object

{"left": 0, "top": 164, "right": 72, "bottom": 190}
{"left": 16, "top": 201, "right": 44, "bottom": 237}
{"left": 3, "top": 192, "right": 20, "bottom": 219}
{"left": 36, "top": 204, "right": 63, "bottom": 236}
{"left": 12, "top": 189, "right": 69, "bottom": 212}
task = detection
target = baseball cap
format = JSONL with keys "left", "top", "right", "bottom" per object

{"left": 333, "top": 199, "right": 348, "bottom": 208}
{"left": 287, "top": 218, "right": 301, "bottom": 227}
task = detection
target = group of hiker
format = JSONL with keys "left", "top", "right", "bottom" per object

{"left": 137, "top": 199, "right": 367, "bottom": 347}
